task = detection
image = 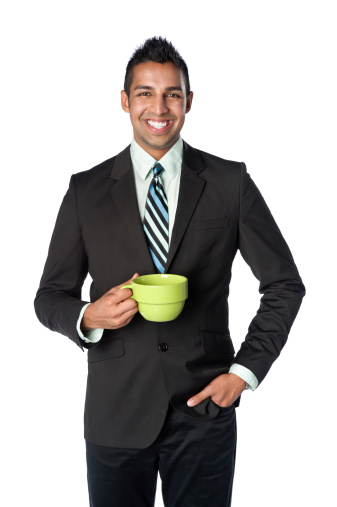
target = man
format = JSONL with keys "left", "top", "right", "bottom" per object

{"left": 35, "top": 36, "right": 305, "bottom": 506}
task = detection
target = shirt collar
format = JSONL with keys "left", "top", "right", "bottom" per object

{"left": 130, "top": 136, "right": 183, "bottom": 181}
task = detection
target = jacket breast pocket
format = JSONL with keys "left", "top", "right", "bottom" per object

{"left": 200, "top": 331, "right": 235, "bottom": 355}
{"left": 88, "top": 338, "right": 125, "bottom": 363}
{"left": 193, "top": 217, "right": 229, "bottom": 231}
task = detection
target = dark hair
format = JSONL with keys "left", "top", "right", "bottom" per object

{"left": 124, "top": 36, "right": 190, "bottom": 97}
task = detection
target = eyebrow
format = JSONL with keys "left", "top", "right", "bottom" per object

{"left": 133, "top": 85, "right": 183, "bottom": 92}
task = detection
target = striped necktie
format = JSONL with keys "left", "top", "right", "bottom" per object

{"left": 143, "top": 162, "right": 169, "bottom": 273}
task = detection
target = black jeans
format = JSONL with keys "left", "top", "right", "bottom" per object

{"left": 86, "top": 402, "right": 237, "bottom": 507}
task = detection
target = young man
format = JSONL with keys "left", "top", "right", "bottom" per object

{"left": 35, "top": 37, "right": 305, "bottom": 506}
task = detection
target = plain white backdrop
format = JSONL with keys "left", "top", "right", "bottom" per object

{"left": 1, "top": 1, "right": 336, "bottom": 505}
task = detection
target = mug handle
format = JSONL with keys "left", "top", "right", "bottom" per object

{"left": 120, "top": 284, "right": 135, "bottom": 299}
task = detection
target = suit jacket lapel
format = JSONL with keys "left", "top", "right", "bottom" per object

{"left": 110, "top": 145, "right": 155, "bottom": 274}
{"left": 110, "top": 141, "right": 206, "bottom": 275}
{"left": 165, "top": 141, "right": 206, "bottom": 273}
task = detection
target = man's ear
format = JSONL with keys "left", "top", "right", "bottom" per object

{"left": 185, "top": 91, "right": 194, "bottom": 114}
{"left": 121, "top": 90, "right": 130, "bottom": 112}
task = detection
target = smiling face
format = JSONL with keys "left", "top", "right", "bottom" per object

{"left": 121, "top": 61, "right": 193, "bottom": 159}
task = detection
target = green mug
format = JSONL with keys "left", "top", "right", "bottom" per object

{"left": 120, "top": 274, "right": 188, "bottom": 322}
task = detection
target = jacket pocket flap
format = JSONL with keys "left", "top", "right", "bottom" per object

{"left": 88, "top": 338, "right": 125, "bottom": 363}
{"left": 200, "top": 331, "right": 235, "bottom": 354}
{"left": 193, "top": 217, "right": 229, "bottom": 230}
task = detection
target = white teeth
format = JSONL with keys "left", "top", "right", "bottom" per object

{"left": 147, "top": 120, "right": 169, "bottom": 129}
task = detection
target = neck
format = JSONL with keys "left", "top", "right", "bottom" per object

{"left": 134, "top": 135, "right": 179, "bottom": 160}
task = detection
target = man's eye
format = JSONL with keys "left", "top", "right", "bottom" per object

{"left": 167, "top": 93, "right": 180, "bottom": 98}
{"left": 139, "top": 92, "right": 151, "bottom": 96}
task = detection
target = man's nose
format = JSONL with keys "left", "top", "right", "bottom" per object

{"left": 150, "top": 95, "right": 169, "bottom": 115}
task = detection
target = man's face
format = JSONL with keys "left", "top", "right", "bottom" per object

{"left": 121, "top": 61, "right": 193, "bottom": 159}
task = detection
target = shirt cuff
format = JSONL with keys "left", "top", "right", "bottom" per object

{"left": 229, "top": 363, "right": 259, "bottom": 390}
{"left": 77, "top": 303, "right": 104, "bottom": 343}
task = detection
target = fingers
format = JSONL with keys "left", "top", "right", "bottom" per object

{"left": 109, "top": 273, "right": 140, "bottom": 312}
{"left": 104, "top": 291, "right": 138, "bottom": 313}
{"left": 104, "top": 305, "right": 139, "bottom": 330}
{"left": 112, "top": 305, "right": 139, "bottom": 329}
{"left": 83, "top": 274, "right": 140, "bottom": 331}
{"left": 187, "top": 374, "right": 246, "bottom": 408}
{"left": 116, "top": 273, "right": 139, "bottom": 290}
{"left": 187, "top": 385, "right": 213, "bottom": 407}
{"left": 106, "top": 273, "right": 140, "bottom": 302}
{"left": 115, "top": 295, "right": 138, "bottom": 315}
{"left": 113, "top": 287, "right": 134, "bottom": 303}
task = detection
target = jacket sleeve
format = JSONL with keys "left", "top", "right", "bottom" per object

{"left": 34, "top": 175, "right": 90, "bottom": 351}
{"left": 234, "top": 163, "right": 306, "bottom": 384}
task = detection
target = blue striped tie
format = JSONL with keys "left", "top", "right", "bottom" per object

{"left": 143, "top": 162, "right": 169, "bottom": 273}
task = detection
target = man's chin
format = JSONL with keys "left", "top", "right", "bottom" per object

{"left": 139, "top": 134, "right": 179, "bottom": 151}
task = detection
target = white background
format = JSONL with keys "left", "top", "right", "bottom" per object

{"left": 1, "top": 1, "right": 336, "bottom": 505}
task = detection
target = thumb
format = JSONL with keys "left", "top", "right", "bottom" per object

{"left": 116, "top": 273, "right": 139, "bottom": 289}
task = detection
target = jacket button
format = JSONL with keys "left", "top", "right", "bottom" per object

{"left": 159, "top": 343, "right": 168, "bottom": 352}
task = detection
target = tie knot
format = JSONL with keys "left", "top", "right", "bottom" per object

{"left": 152, "top": 162, "right": 164, "bottom": 178}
